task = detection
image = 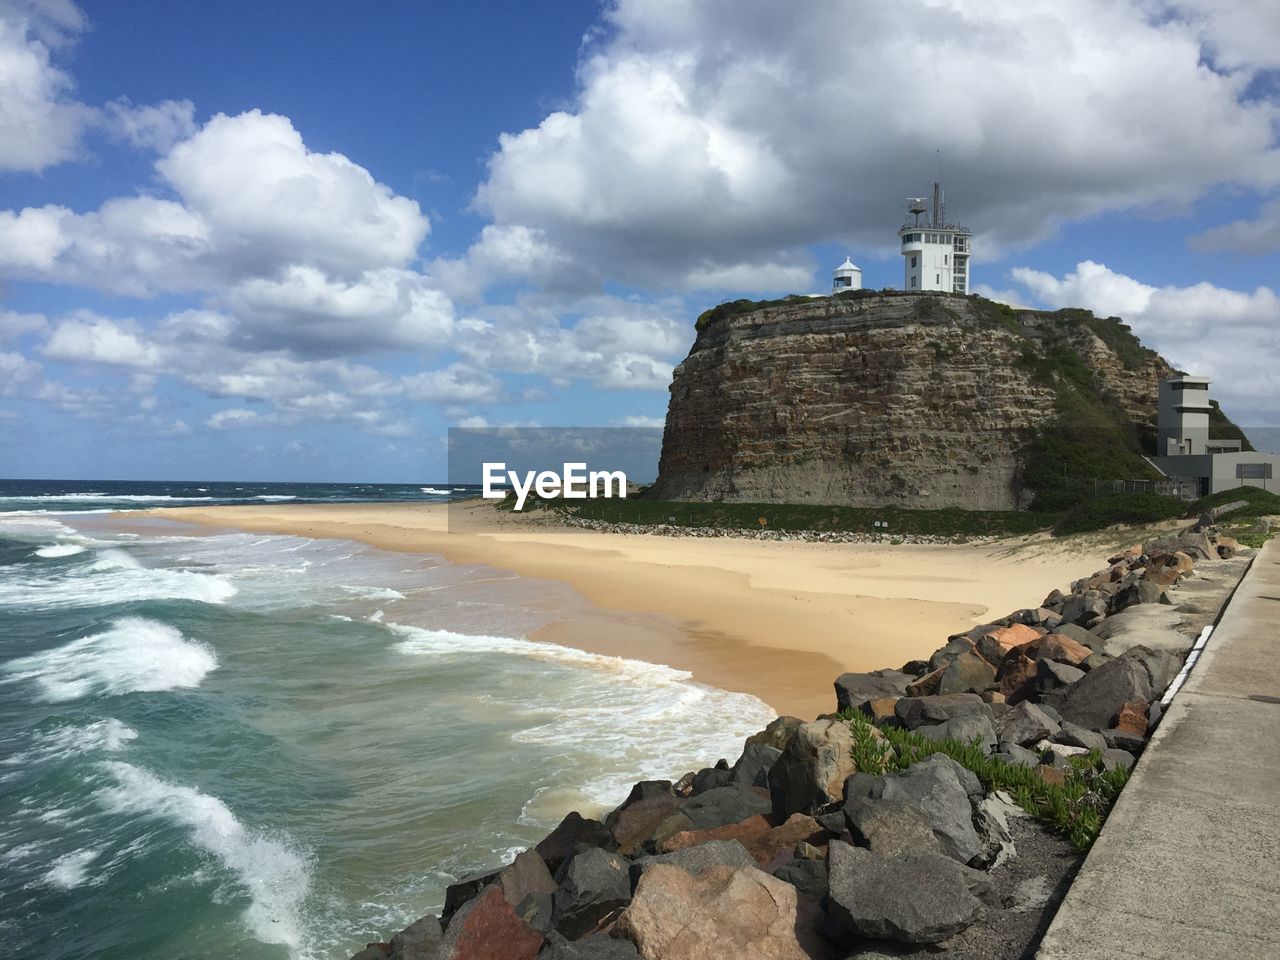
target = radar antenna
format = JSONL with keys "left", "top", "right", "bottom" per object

{"left": 907, "top": 197, "right": 928, "bottom": 227}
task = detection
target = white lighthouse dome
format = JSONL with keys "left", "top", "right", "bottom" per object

{"left": 833, "top": 257, "right": 862, "bottom": 294}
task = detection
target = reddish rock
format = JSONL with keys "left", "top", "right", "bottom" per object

{"left": 658, "top": 814, "right": 773, "bottom": 855}
{"left": 610, "top": 794, "right": 681, "bottom": 855}
{"left": 859, "top": 696, "right": 899, "bottom": 724}
{"left": 980, "top": 691, "right": 1007, "bottom": 705}
{"left": 1108, "top": 544, "right": 1143, "bottom": 564}
{"left": 997, "top": 654, "right": 1038, "bottom": 704}
{"left": 443, "top": 886, "right": 542, "bottom": 960}
{"left": 1144, "top": 551, "right": 1195, "bottom": 587}
{"left": 1215, "top": 536, "right": 1241, "bottom": 559}
{"left": 975, "top": 623, "right": 1039, "bottom": 666}
{"left": 905, "top": 667, "right": 944, "bottom": 698}
{"left": 1019, "top": 633, "right": 1092, "bottom": 667}
{"left": 618, "top": 864, "right": 810, "bottom": 960}
{"left": 1113, "top": 699, "right": 1150, "bottom": 737}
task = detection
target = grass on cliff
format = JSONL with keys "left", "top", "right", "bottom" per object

{"left": 1053, "top": 492, "right": 1187, "bottom": 536}
{"left": 564, "top": 496, "right": 1055, "bottom": 538}
{"left": 842, "top": 711, "right": 1131, "bottom": 851}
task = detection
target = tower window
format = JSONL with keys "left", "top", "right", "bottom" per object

{"left": 910, "top": 255, "right": 917, "bottom": 268}
{"left": 911, "top": 277, "right": 917, "bottom": 288}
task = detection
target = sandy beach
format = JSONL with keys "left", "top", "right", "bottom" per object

{"left": 142, "top": 501, "right": 1112, "bottom": 719}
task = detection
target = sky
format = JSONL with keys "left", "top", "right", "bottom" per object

{"left": 0, "top": 0, "right": 1278, "bottom": 482}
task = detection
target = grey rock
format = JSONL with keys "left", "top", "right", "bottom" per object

{"left": 388, "top": 914, "right": 443, "bottom": 959}
{"left": 928, "top": 636, "right": 977, "bottom": 671}
{"left": 536, "top": 813, "right": 615, "bottom": 873}
{"left": 1109, "top": 579, "right": 1167, "bottom": 613}
{"left": 936, "top": 650, "right": 998, "bottom": 696}
{"left": 894, "top": 693, "right": 991, "bottom": 730}
{"left": 1055, "top": 721, "right": 1107, "bottom": 753}
{"left": 351, "top": 948, "right": 390, "bottom": 960}
{"left": 879, "top": 755, "right": 984, "bottom": 865}
{"left": 993, "top": 744, "right": 1041, "bottom": 768}
{"left": 825, "top": 841, "right": 988, "bottom": 945}
{"left": 772, "top": 856, "right": 828, "bottom": 896}
{"left": 1123, "top": 645, "right": 1183, "bottom": 698}
{"left": 1033, "top": 659, "right": 1086, "bottom": 694}
{"left": 679, "top": 784, "right": 772, "bottom": 830}
{"left": 770, "top": 717, "right": 858, "bottom": 818}
{"left": 1103, "top": 728, "right": 1147, "bottom": 753}
{"left": 843, "top": 794, "right": 944, "bottom": 858}
{"left": 1060, "top": 591, "right": 1108, "bottom": 628}
{"left": 1045, "top": 656, "right": 1153, "bottom": 731}
{"left": 691, "top": 766, "right": 732, "bottom": 794}
{"left": 744, "top": 715, "right": 803, "bottom": 753}
{"left": 995, "top": 701, "right": 1060, "bottom": 748}
{"left": 513, "top": 891, "right": 554, "bottom": 934}
{"left": 915, "top": 713, "right": 998, "bottom": 754}
{"left": 629, "top": 839, "right": 757, "bottom": 886}
{"left": 553, "top": 848, "right": 632, "bottom": 940}
{"left": 1100, "top": 748, "right": 1136, "bottom": 773}
{"left": 441, "top": 868, "right": 499, "bottom": 926}
{"left": 729, "top": 743, "right": 782, "bottom": 789}
{"left": 540, "top": 932, "right": 640, "bottom": 960}
{"left": 835, "top": 671, "right": 910, "bottom": 712}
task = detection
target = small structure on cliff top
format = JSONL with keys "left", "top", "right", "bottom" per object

{"left": 899, "top": 179, "right": 971, "bottom": 294}
{"left": 1151, "top": 374, "right": 1276, "bottom": 496}
{"left": 832, "top": 257, "right": 862, "bottom": 294}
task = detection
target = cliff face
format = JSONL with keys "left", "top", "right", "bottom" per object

{"left": 651, "top": 293, "right": 1175, "bottom": 510}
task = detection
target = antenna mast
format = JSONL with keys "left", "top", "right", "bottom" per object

{"left": 932, "top": 150, "right": 944, "bottom": 228}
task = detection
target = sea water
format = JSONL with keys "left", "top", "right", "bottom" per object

{"left": 0, "top": 482, "right": 775, "bottom": 959}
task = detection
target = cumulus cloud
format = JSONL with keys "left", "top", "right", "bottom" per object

{"left": 104, "top": 97, "right": 197, "bottom": 152}
{"left": 224, "top": 265, "right": 454, "bottom": 355}
{"left": 468, "top": 0, "right": 1280, "bottom": 293}
{"left": 1189, "top": 198, "right": 1280, "bottom": 253}
{"left": 1009, "top": 260, "right": 1280, "bottom": 422}
{"left": 454, "top": 295, "right": 689, "bottom": 390}
{"left": 0, "top": 0, "right": 91, "bottom": 171}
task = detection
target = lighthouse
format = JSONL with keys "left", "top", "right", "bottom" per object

{"left": 899, "top": 178, "right": 971, "bottom": 294}
{"left": 832, "top": 257, "right": 862, "bottom": 294}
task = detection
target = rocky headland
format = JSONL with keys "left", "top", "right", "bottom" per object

{"left": 649, "top": 292, "right": 1245, "bottom": 511}
{"left": 346, "top": 522, "right": 1251, "bottom": 960}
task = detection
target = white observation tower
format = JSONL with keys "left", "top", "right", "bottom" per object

{"left": 898, "top": 175, "right": 971, "bottom": 294}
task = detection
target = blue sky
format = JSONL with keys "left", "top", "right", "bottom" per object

{"left": 1, "top": 0, "right": 1278, "bottom": 481}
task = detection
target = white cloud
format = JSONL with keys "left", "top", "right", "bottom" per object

{"left": 225, "top": 265, "right": 454, "bottom": 355}
{"left": 105, "top": 97, "right": 197, "bottom": 152}
{"left": 1189, "top": 197, "right": 1280, "bottom": 253}
{"left": 403, "top": 363, "right": 503, "bottom": 404}
{"left": 0, "top": 1, "right": 91, "bottom": 172}
{"left": 618, "top": 414, "right": 664, "bottom": 428}
{"left": 43, "top": 315, "right": 164, "bottom": 368}
{"left": 1008, "top": 260, "right": 1280, "bottom": 422}
{"left": 0, "top": 348, "right": 39, "bottom": 393}
{"left": 0, "top": 307, "right": 46, "bottom": 341}
{"left": 470, "top": 0, "right": 1280, "bottom": 292}
{"left": 0, "top": 110, "right": 431, "bottom": 298}
{"left": 206, "top": 408, "right": 260, "bottom": 430}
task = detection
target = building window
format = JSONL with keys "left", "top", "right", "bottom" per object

{"left": 1237, "top": 463, "right": 1273, "bottom": 480}
{"left": 944, "top": 254, "right": 949, "bottom": 265}
{"left": 911, "top": 277, "right": 917, "bottom": 288}
{"left": 910, "top": 256, "right": 917, "bottom": 268}
{"left": 936, "top": 273, "right": 940, "bottom": 284}
{"left": 1171, "top": 382, "right": 1209, "bottom": 392}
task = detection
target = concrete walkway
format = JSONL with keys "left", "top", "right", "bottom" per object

{"left": 1037, "top": 539, "right": 1280, "bottom": 959}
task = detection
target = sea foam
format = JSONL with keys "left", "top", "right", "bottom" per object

{"left": 386, "top": 622, "right": 777, "bottom": 810}
{"left": 0, "top": 547, "right": 237, "bottom": 610}
{"left": 35, "top": 543, "right": 87, "bottom": 558}
{"left": 2, "top": 618, "right": 218, "bottom": 702}
{"left": 95, "top": 762, "right": 311, "bottom": 951}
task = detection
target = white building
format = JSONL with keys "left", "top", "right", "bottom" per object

{"left": 832, "top": 257, "right": 862, "bottom": 294}
{"left": 1150, "top": 375, "right": 1277, "bottom": 497}
{"left": 898, "top": 182, "right": 971, "bottom": 294}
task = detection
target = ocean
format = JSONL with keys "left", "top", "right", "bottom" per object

{"left": 0, "top": 480, "right": 775, "bottom": 959}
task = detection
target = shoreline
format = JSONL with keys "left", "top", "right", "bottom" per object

{"left": 139, "top": 501, "right": 1111, "bottom": 719}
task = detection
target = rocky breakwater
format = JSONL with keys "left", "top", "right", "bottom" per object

{"left": 649, "top": 292, "right": 1178, "bottom": 510}
{"left": 348, "top": 527, "right": 1249, "bottom": 960}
